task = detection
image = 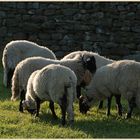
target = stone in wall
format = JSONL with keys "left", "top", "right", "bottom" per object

{"left": 0, "top": 2, "right": 140, "bottom": 59}
{"left": 0, "top": 27, "right": 7, "bottom": 37}
{"left": 123, "top": 53, "right": 140, "bottom": 61}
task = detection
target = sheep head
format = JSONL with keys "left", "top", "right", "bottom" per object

{"left": 79, "top": 95, "right": 90, "bottom": 114}
{"left": 22, "top": 100, "right": 37, "bottom": 115}
{"left": 82, "top": 55, "right": 97, "bottom": 74}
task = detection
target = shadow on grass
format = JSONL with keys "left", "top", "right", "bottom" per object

{"left": 36, "top": 110, "right": 140, "bottom": 138}
{"left": 72, "top": 116, "right": 140, "bottom": 138}
{"left": 38, "top": 112, "right": 62, "bottom": 126}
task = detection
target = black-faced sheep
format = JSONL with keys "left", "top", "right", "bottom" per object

{"left": 22, "top": 64, "right": 77, "bottom": 125}
{"left": 79, "top": 60, "right": 140, "bottom": 118}
{"left": 62, "top": 50, "right": 113, "bottom": 98}
{"left": 2, "top": 40, "right": 56, "bottom": 87}
{"left": 62, "top": 50, "right": 122, "bottom": 116}
{"left": 11, "top": 55, "right": 96, "bottom": 112}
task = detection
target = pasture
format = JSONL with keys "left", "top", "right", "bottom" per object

{"left": 0, "top": 62, "right": 140, "bottom": 138}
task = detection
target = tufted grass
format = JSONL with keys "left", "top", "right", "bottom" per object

{"left": 0, "top": 63, "right": 140, "bottom": 138}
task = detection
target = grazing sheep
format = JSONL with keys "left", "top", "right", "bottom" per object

{"left": 2, "top": 40, "right": 56, "bottom": 87}
{"left": 79, "top": 60, "right": 140, "bottom": 118}
{"left": 11, "top": 55, "right": 96, "bottom": 112}
{"left": 62, "top": 50, "right": 122, "bottom": 116}
{"left": 22, "top": 64, "right": 77, "bottom": 125}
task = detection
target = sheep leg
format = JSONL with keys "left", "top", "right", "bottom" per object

{"left": 60, "top": 105, "right": 66, "bottom": 126}
{"left": 67, "top": 101, "right": 74, "bottom": 125}
{"left": 126, "top": 97, "right": 136, "bottom": 119}
{"left": 76, "top": 85, "right": 81, "bottom": 98}
{"left": 19, "top": 90, "right": 25, "bottom": 112}
{"left": 106, "top": 96, "right": 112, "bottom": 116}
{"left": 7, "top": 68, "right": 14, "bottom": 87}
{"left": 60, "top": 94, "right": 67, "bottom": 125}
{"left": 35, "top": 96, "right": 41, "bottom": 117}
{"left": 3, "top": 68, "right": 8, "bottom": 87}
{"left": 98, "top": 100, "right": 103, "bottom": 109}
{"left": 115, "top": 95, "right": 122, "bottom": 116}
{"left": 49, "top": 101, "right": 58, "bottom": 119}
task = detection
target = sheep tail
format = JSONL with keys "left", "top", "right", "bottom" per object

{"left": 11, "top": 69, "right": 20, "bottom": 101}
{"left": 65, "top": 81, "right": 76, "bottom": 102}
{"left": 64, "top": 83, "right": 75, "bottom": 123}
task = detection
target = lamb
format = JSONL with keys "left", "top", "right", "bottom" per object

{"left": 79, "top": 60, "right": 140, "bottom": 118}
{"left": 2, "top": 40, "right": 56, "bottom": 87}
{"left": 22, "top": 64, "right": 77, "bottom": 125}
{"left": 62, "top": 50, "right": 122, "bottom": 116}
{"left": 11, "top": 55, "right": 96, "bottom": 112}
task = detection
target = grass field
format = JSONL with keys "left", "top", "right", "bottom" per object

{"left": 0, "top": 63, "right": 140, "bottom": 138}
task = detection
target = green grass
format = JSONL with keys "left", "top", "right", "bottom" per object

{"left": 0, "top": 63, "right": 140, "bottom": 138}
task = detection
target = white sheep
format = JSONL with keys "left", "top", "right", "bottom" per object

{"left": 22, "top": 64, "right": 77, "bottom": 125}
{"left": 62, "top": 50, "right": 122, "bottom": 116}
{"left": 11, "top": 55, "right": 96, "bottom": 112}
{"left": 2, "top": 40, "right": 56, "bottom": 87}
{"left": 79, "top": 60, "right": 140, "bottom": 118}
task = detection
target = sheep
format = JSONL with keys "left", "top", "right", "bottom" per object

{"left": 21, "top": 69, "right": 58, "bottom": 119}
{"left": 11, "top": 55, "right": 96, "bottom": 112}
{"left": 62, "top": 50, "right": 113, "bottom": 97}
{"left": 79, "top": 60, "right": 140, "bottom": 118}
{"left": 2, "top": 40, "right": 56, "bottom": 87}
{"left": 22, "top": 64, "right": 77, "bottom": 125}
{"left": 62, "top": 50, "right": 122, "bottom": 116}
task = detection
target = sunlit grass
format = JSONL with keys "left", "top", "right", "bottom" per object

{"left": 0, "top": 63, "right": 140, "bottom": 138}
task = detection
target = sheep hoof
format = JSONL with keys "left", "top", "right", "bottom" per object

{"left": 119, "top": 112, "right": 122, "bottom": 116}
{"left": 19, "top": 108, "right": 24, "bottom": 113}
{"left": 69, "top": 120, "right": 74, "bottom": 126}
{"left": 126, "top": 114, "right": 131, "bottom": 119}
{"left": 52, "top": 115, "right": 58, "bottom": 120}
{"left": 34, "top": 113, "right": 39, "bottom": 118}
{"left": 61, "top": 119, "right": 66, "bottom": 126}
{"left": 98, "top": 105, "right": 103, "bottom": 109}
{"left": 107, "top": 112, "right": 111, "bottom": 117}
{"left": 61, "top": 122, "right": 66, "bottom": 126}
{"left": 59, "top": 123, "right": 66, "bottom": 127}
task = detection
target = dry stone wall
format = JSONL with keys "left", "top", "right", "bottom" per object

{"left": 0, "top": 2, "right": 140, "bottom": 59}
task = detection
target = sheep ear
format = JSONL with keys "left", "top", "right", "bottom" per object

{"left": 86, "top": 58, "right": 91, "bottom": 62}
{"left": 82, "top": 54, "right": 91, "bottom": 63}
{"left": 79, "top": 95, "right": 84, "bottom": 104}
{"left": 79, "top": 95, "right": 83, "bottom": 100}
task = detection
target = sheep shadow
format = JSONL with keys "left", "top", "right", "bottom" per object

{"left": 36, "top": 111, "right": 64, "bottom": 126}
{"left": 34, "top": 110, "right": 140, "bottom": 138}
{"left": 72, "top": 113, "right": 140, "bottom": 138}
